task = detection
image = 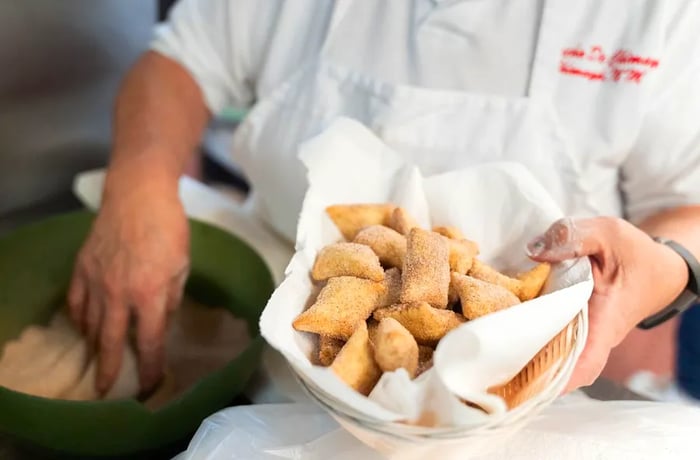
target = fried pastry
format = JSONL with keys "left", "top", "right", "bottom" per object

{"left": 326, "top": 204, "right": 395, "bottom": 240}
{"left": 331, "top": 322, "right": 382, "bottom": 396}
{"left": 401, "top": 228, "right": 450, "bottom": 308}
{"left": 373, "top": 302, "right": 466, "bottom": 346}
{"left": 367, "top": 318, "right": 380, "bottom": 344}
{"left": 354, "top": 225, "right": 407, "bottom": 269}
{"left": 448, "top": 280, "right": 460, "bottom": 306}
{"left": 293, "top": 277, "right": 386, "bottom": 339}
{"left": 446, "top": 238, "right": 479, "bottom": 275}
{"left": 318, "top": 335, "right": 345, "bottom": 366}
{"left": 516, "top": 263, "right": 551, "bottom": 301}
{"left": 450, "top": 273, "right": 520, "bottom": 320}
{"left": 389, "top": 207, "right": 420, "bottom": 235}
{"left": 433, "top": 226, "right": 464, "bottom": 240}
{"left": 311, "top": 242, "right": 384, "bottom": 282}
{"left": 468, "top": 259, "right": 521, "bottom": 296}
{"left": 377, "top": 267, "right": 402, "bottom": 308}
{"left": 373, "top": 318, "right": 419, "bottom": 377}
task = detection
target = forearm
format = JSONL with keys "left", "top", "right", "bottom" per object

{"left": 638, "top": 206, "right": 700, "bottom": 257}
{"left": 104, "top": 51, "right": 210, "bottom": 202}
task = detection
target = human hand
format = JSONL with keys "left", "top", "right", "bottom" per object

{"left": 527, "top": 217, "right": 688, "bottom": 392}
{"left": 68, "top": 172, "right": 189, "bottom": 395}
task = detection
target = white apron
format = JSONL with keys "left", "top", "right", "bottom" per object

{"left": 230, "top": 0, "right": 612, "bottom": 243}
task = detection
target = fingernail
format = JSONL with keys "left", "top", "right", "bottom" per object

{"left": 526, "top": 236, "right": 547, "bottom": 257}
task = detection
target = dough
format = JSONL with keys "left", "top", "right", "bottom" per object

{"left": 0, "top": 314, "right": 139, "bottom": 401}
{"left": 149, "top": 297, "right": 252, "bottom": 410}
{"left": 0, "top": 298, "right": 251, "bottom": 409}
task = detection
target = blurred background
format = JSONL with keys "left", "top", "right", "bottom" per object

{"left": 0, "top": 1, "right": 155, "bottom": 233}
{"left": 0, "top": 0, "right": 246, "bottom": 237}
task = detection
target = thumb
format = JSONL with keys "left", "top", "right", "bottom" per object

{"left": 562, "top": 329, "right": 611, "bottom": 393}
{"left": 527, "top": 217, "right": 606, "bottom": 263}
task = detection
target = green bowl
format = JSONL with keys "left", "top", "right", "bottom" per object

{"left": 0, "top": 211, "right": 274, "bottom": 458}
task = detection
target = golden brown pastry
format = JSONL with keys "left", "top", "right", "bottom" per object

{"left": 331, "top": 322, "right": 382, "bottom": 396}
{"left": 318, "top": 335, "right": 345, "bottom": 366}
{"left": 326, "top": 204, "right": 395, "bottom": 240}
{"left": 372, "top": 318, "right": 419, "bottom": 377}
{"left": 373, "top": 302, "right": 466, "bottom": 346}
{"left": 377, "top": 267, "right": 402, "bottom": 308}
{"left": 311, "top": 242, "right": 385, "bottom": 282}
{"left": 432, "top": 226, "right": 464, "bottom": 240}
{"left": 354, "top": 225, "right": 407, "bottom": 269}
{"left": 367, "top": 318, "right": 380, "bottom": 344}
{"left": 293, "top": 277, "right": 386, "bottom": 339}
{"left": 400, "top": 228, "right": 450, "bottom": 308}
{"left": 450, "top": 273, "right": 521, "bottom": 320}
{"left": 445, "top": 238, "right": 480, "bottom": 275}
{"left": 516, "top": 263, "right": 551, "bottom": 301}
{"left": 448, "top": 280, "right": 460, "bottom": 306}
{"left": 388, "top": 207, "right": 420, "bottom": 235}
{"left": 468, "top": 259, "right": 521, "bottom": 296}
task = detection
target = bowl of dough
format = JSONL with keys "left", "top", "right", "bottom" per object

{"left": 0, "top": 211, "right": 274, "bottom": 458}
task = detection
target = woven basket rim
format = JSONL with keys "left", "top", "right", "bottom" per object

{"left": 292, "top": 308, "right": 588, "bottom": 439}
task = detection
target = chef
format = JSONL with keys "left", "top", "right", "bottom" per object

{"left": 67, "top": 0, "right": 700, "bottom": 397}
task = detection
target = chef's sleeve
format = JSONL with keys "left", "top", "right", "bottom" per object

{"left": 621, "top": 2, "right": 700, "bottom": 223}
{"left": 150, "top": 0, "right": 277, "bottom": 114}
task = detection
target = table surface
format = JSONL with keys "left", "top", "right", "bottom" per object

{"left": 0, "top": 379, "right": 648, "bottom": 460}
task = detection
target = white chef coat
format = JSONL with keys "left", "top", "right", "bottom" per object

{"left": 152, "top": 0, "right": 700, "bottom": 243}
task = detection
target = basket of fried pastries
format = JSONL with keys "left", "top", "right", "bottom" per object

{"left": 259, "top": 119, "right": 593, "bottom": 455}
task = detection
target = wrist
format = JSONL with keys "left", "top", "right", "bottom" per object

{"left": 103, "top": 151, "right": 182, "bottom": 205}
{"left": 667, "top": 253, "right": 689, "bottom": 297}
{"left": 640, "top": 238, "right": 694, "bottom": 328}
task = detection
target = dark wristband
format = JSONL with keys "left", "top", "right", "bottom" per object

{"left": 637, "top": 238, "right": 700, "bottom": 330}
